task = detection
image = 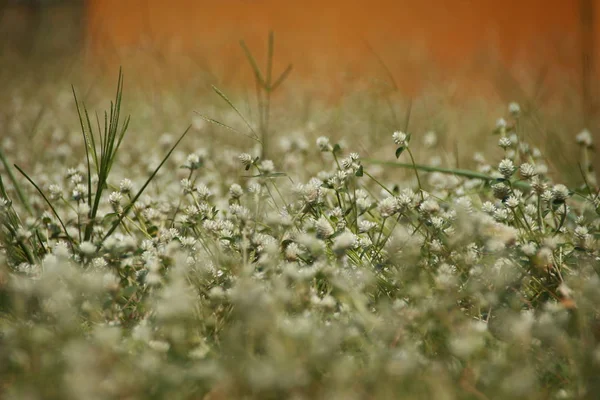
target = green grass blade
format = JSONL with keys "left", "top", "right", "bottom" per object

{"left": 363, "top": 158, "right": 531, "bottom": 190}
{"left": 101, "top": 125, "right": 193, "bottom": 244}
{"left": 239, "top": 40, "right": 266, "bottom": 86}
{"left": 13, "top": 164, "right": 74, "bottom": 246}
{"left": 270, "top": 64, "right": 293, "bottom": 92}
{"left": 0, "top": 148, "right": 32, "bottom": 215}
{"left": 211, "top": 85, "right": 260, "bottom": 141}
{"left": 193, "top": 113, "right": 261, "bottom": 143}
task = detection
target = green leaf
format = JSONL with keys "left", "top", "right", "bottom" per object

{"left": 395, "top": 147, "right": 405, "bottom": 158}
{"left": 355, "top": 165, "right": 364, "bottom": 177}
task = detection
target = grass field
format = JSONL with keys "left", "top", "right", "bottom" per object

{"left": 1, "top": 42, "right": 600, "bottom": 399}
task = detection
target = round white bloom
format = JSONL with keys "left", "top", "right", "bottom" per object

{"left": 498, "top": 159, "right": 515, "bottom": 178}
{"left": 576, "top": 129, "right": 593, "bottom": 147}
{"left": 392, "top": 131, "right": 409, "bottom": 147}
{"left": 508, "top": 102, "right": 521, "bottom": 116}
{"left": 315, "top": 216, "right": 335, "bottom": 239}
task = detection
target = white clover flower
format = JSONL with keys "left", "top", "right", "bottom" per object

{"left": 498, "top": 159, "right": 515, "bottom": 178}
{"left": 229, "top": 183, "right": 244, "bottom": 199}
{"left": 521, "top": 242, "right": 537, "bottom": 256}
{"left": 332, "top": 231, "right": 357, "bottom": 255}
{"left": 392, "top": 131, "right": 409, "bottom": 147}
{"left": 284, "top": 242, "right": 301, "bottom": 261}
{"left": 535, "top": 163, "right": 548, "bottom": 175}
{"left": 148, "top": 340, "right": 170, "bottom": 353}
{"left": 574, "top": 226, "right": 589, "bottom": 240}
{"left": 316, "top": 136, "right": 332, "bottom": 152}
{"left": 481, "top": 201, "right": 496, "bottom": 214}
{"left": 576, "top": 129, "right": 593, "bottom": 147}
{"left": 186, "top": 153, "right": 202, "bottom": 169}
{"left": 79, "top": 241, "right": 96, "bottom": 256}
{"left": 315, "top": 216, "right": 335, "bottom": 239}
{"left": 260, "top": 160, "right": 275, "bottom": 174}
{"left": 422, "top": 131, "right": 437, "bottom": 148}
{"left": 196, "top": 184, "right": 211, "bottom": 200}
{"left": 498, "top": 137, "right": 512, "bottom": 149}
{"left": 119, "top": 178, "right": 133, "bottom": 194}
{"left": 180, "top": 178, "right": 194, "bottom": 194}
{"left": 378, "top": 196, "right": 398, "bottom": 218}
{"left": 519, "top": 163, "right": 536, "bottom": 179}
{"left": 551, "top": 184, "right": 570, "bottom": 202}
{"left": 492, "top": 182, "right": 510, "bottom": 200}
{"left": 496, "top": 117, "right": 507, "bottom": 129}
{"left": 418, "top": 199, "right": 439, "bottom": 215}
{"left": 358, "top": 220, "right": 377, "bottom": 233}
{"left": 505, "top": 195, "right": 520, "bottom": 208}
{"left": 508, "top": 102, "right": 521, "bottom": 117}
{"left": 108, "top": 191, "right": 122, "bottom": 206}
{"left": 238, "top": 153, "right": 253, "bottom": 168}
{"left": 48, "top": 184, "right": 62, "bottom": 200}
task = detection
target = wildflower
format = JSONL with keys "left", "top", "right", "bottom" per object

{"left": 551, "top": 184, "right": 570, "bottom": 203}
{"left": 496, "top": 118, "right": 507, "bottom": 129}
{"left": 358, "top": 220, "right": 377, "bottom": 233}
{"left": 378, "top": 196, "right": 398, "bottom": 218}
{"left": 574, "top": 226, "right": 589, "bottom": 241}
{"left": 108, "top": 191, "right": 123, "bottom": 212}
{"left": 482, "top": 201, "right": 496, "bottom": 214}
{"left": 505, "top": 195, "right": 520, "bottom": 208}
{"left": 332, "top": 231, "right": 357, "bottom": 255}
{"left": 284, "top": 242, "right": 301, "bottom": 261}
{"left": 498, "top": 137, "right": 512, "bottom": 149}
{"left": 239, "top": 153, "right": 254, "bottom": 169}
{"left": 498, "top": 159, "right": 515, "bottom": 178}
{"left": 576, "top": 129, "right": 593, "bottom": 147}
{"left": 196, "top": 184, "right": 212, "bottom": 200}
{"left": 521, "top": 242, "right": 537, "bottom": 256}
{"left": 229, "top": 183, "right": 244, "bottom": 199}
{"left": 79, "top": 241, "right": 96, "bottom": 256}
{"left": 392, "top": 131, "right": 409, "bottom": 147}
{"left": 508, "top": 102, "right": 521, "bottom": 117}
{"left": 419, "top": 199, "right": 440, "bottom": 215}
{"left": 48, "top": 184, "right": 62, "bottom": 200}
{"left": 519, "top": 163, "right": 536, "bottom": 179}
{"left": 423, "top": 131, "right": 437, "bottom": 148}
{"left": 185, "top": 152, "right": 203, "bottom": 170}
{"left": 119, "top": 178, "right": 133, "bottom": 194}
{"left": 315, "top": 216, "right": 335, "bottom": 239}
{"left": 180, "top": 178, "right": 194, "bottom": 194}
{"left": 316, "top": 136, "right": 332, "bottom": 152}
{"left": 492, "top": 182, "right": 510, "bottom": 200}
{"left": 260, "top": 160, "right": 275, "bottom": 174}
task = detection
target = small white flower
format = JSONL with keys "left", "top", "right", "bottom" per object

{"left": 229, "top": 183, "right": 244, "bottom": 199}
{"left": 498, "top": 159, "right": 515, "bottom": 178}
{"left": 238, "top": 153, "right": 254, "bottom": 168}
{"left": 423, "top": 131, "right": 437, "bottom": 148}
{"left": 316, "top": 136, "right": 332, "bottom": 152}
{"left": 508, "top": 102, "right": 521, "bottom": 117}
{"left": 519, "top": 163, "right": 536, "bottom": 179}
{"left": 332, "top": 231, "right": 357, "bottom": 255}
{"left": 551, "top": 184, "right": 570, "bottom": 202}
{"left": 119, "top": 178, "right": 133, "bottom": 194}
{"left": 378, "top": 196, "right": 398, "bottom": 218}
{"left": 576, "top": 129, "right": 593, "bottom": 147}
{"left": 498, "top": 137, "right": 512, "bottom": 149}
{"left": 315, "top": 216, "right": 335, "bottom": 239}
{"left": 392, "top": 131, "right": 409, "bottom": 147}
{"left": 79, "top": 241, "right": 96, "bottom": 256}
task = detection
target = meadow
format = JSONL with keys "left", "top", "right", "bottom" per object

{"left": 1, "top": 39, "right": 600, "bottom": 399}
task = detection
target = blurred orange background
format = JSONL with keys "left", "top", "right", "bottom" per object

{"left": 85, "top": 0, "right": 596, "bottom": 96}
